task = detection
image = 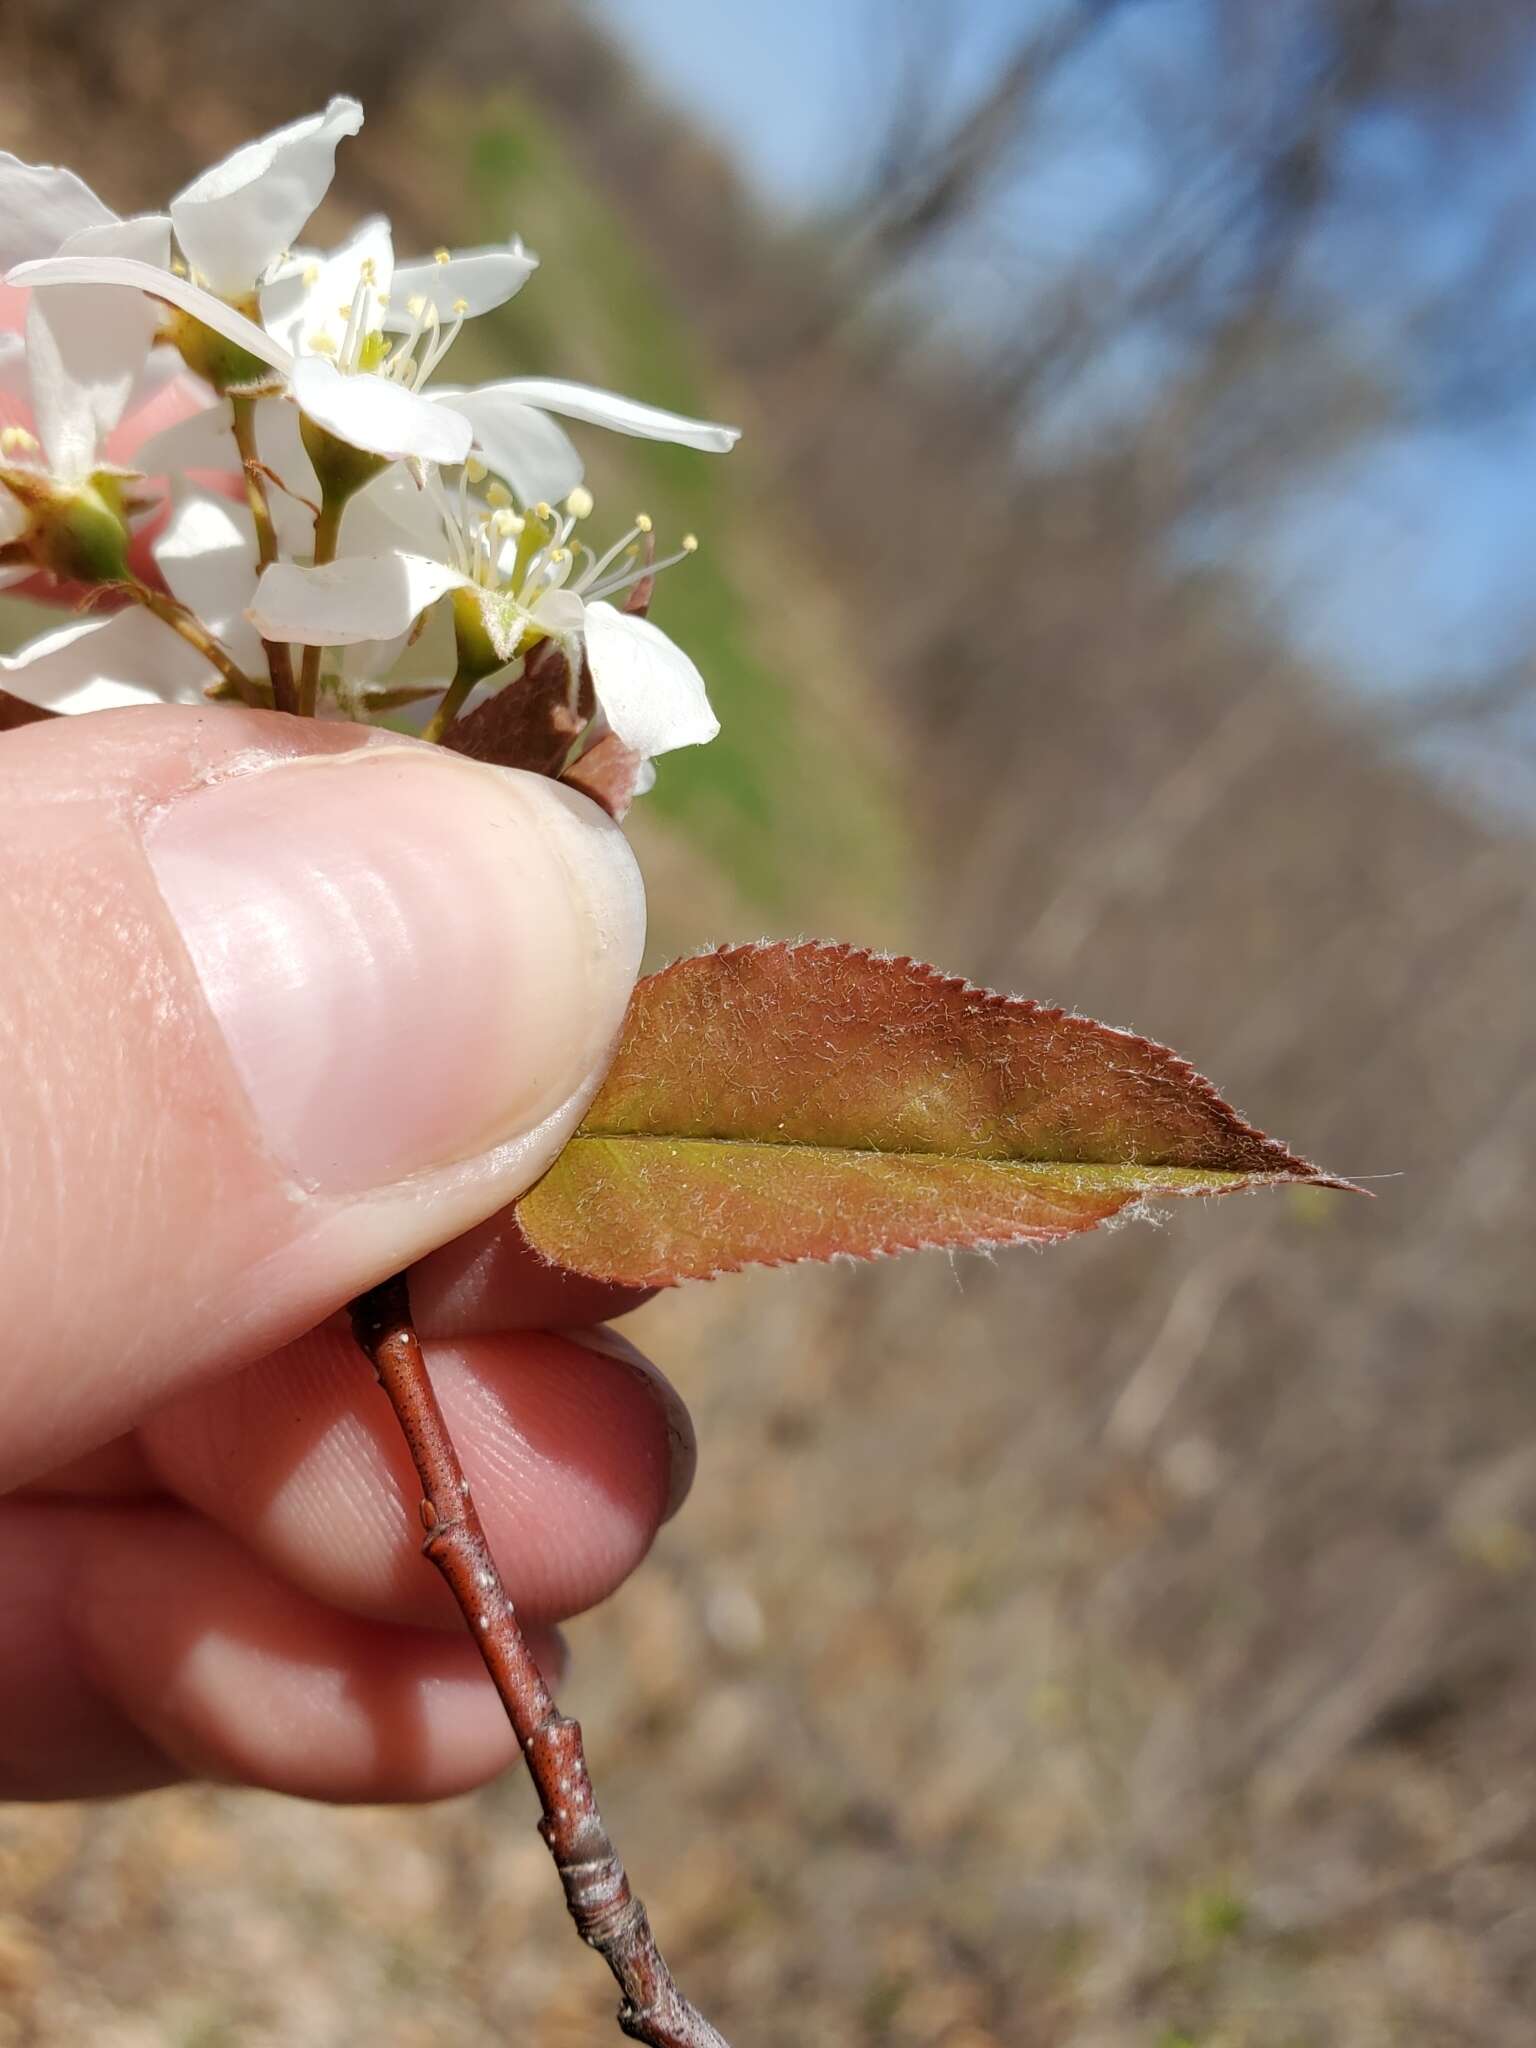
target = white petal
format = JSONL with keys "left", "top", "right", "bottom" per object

{"left": 153, "top": 489, "right": 264, "bottom": 673}
{"left": 133, "top": 399, "right": 238, "bottom": 477}
{"left": 435, "top": 387, "right": 583, "bottom": 503}
{"left": 356, "top": 587, "right": 456, "bottom": 682}
{"left": 0, "top": 481, "right": 27, "bottom": 545}
{"left": 528, "top": 588, "right": 586, "bottom": 640}
{"left": 345, "top": 464, "right": 449, "bottom": 554}
{"left": 292, "top": 356, "right": 470, "bottom": 465}
{"left": 171, "top": 98, "right": 364, "bottom": 296}
{"left": 387, "top": 242, "right": 537, "bottom": 323}
{"left": 582, "top": 600, "right": 718, "bottom": 759}
{"left": 252, "top": 397, "right": 323, "bottom": 554}
{"left": 248, "top": 552, "right": 466, "bottom": 645}
{"left": 25, "top": 215, "right": 171, "bottom": 479}
{"left": 6, "top": 255, "right": 293, "bottom": 376}
{"left": 0, "top": 331, "right": 28, "bottom": 402}
{"left": 0, "top": 606, "right": 214, "bottom": 712}
{"left": 0, "top": 153, "right": 115, "bottom": 269}
{"left": 484, "top": 377, "right": 740, "bottom": 453}
{"left": 261, "top": 215, "right": 394, "bottom": 358}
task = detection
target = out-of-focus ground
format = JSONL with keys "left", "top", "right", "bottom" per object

{"left": 3, "top": 4, "right": 1536, "bottom": 2043}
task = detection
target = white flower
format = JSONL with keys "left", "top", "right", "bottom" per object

{"left": 247, "top": 480, "right": 717, "bottom": 763}
{"left": 10, "top": 214, "right": 171, "bottom": 488}
{"left": 0, "top": 100, "right": 474, "bottom": 467}
{"left": 11, "top": 227, "right": 739, "bottom": 482}
{"left": 168, "top": 98, "right": 363, "bottom": 298}
{"left": 0, "top": 150, "right": 174, "bottom": 554}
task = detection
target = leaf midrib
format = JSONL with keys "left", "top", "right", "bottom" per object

{"left": 569, "top": 1131, "right": 1271, "bottom": 1181}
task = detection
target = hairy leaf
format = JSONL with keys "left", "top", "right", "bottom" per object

{"left": 517, "top": 943, "right": 1351, "bottom": 1286}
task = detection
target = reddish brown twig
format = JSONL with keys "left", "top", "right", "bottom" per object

{"left": 349, "top": 1274, "right": 731, "bottom": 2048}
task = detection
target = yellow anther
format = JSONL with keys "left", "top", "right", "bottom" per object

{"left": 0, "top": 424, "right": 39, "bottom": 456}
{"left": 433, "top": 247, "right": 451, "bottom": 265}
{"left": 682, "top": 533, "right": 699, "bottom": 552}
{"left": 565, "top": 486, "right": 594, "bottom": 519}
{"left": 452, "top": 296, "right": 469, "bottom": 316}
{"left": 486, "top": 481, "right": 513, "bottom": 510}
{"left": 406, "top": 293, "right": 428, "bottom": 319}
{"left": 490, "top": 509, "right": 523, "bottom": 538}
{"left": 635, "top": 512, "right": 653, "bottom": 533}
{"left": 359, "top": 257, "right": 377, "bottom": 285}
{"left": 302, "top": 263, "right": 321, "bottom": 287}
{"left": 534, "top": 501, "right": 553, "bottom": 521}
{"left": 464, "top": 455, "right": 488, "bottom": 484}
{"left": 550, "top": 547, "right": 570, "bottom": 563}
{"left": 309, "top": 332, "right": 338, "bottom": 356}
{"left": 338, "top": 302, "right": 353, "bottom": 320}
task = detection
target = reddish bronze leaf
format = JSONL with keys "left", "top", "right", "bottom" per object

{"left": 443, "top": 636, "right": 590, "bottom": 774}
{"left": 517, "top": 942, "right": 1351, "bottom": 1286}
{"left": 561, "top": 728, "right": 648, "bottom": 820}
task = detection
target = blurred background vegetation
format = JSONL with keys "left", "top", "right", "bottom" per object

{"left": 2, "top": 2, "right": 1535, "bottom": 2042}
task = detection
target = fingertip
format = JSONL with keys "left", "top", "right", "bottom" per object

{"left": 75, "top": 1510, "right": 524, "bottom": 1802}
{"left": 140, "top": 1327, "right": 682, "bottom": 1628}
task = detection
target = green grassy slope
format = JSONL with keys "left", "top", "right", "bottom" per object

{"left": 427, "top": 92, "right": 911, "bottom": 926}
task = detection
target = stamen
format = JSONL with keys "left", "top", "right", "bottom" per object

{"left": 635, "top": 512, "right": 653, "bottom": 533}
{"left": 0, "top": 425, "right": 40, "bottom": 456}
{"left": 433, "top": 247, "right": 452, "bottom": 265}
{"left": 565, "top": 486, "right": 594, "bottom": 519}
{"left": 414, "top": 303, "right": 463, "bottom": 387}
{"left": 423, "top": 466, "right": 470, "bottom": 573}
{"left": 464, "top": 456, "right": 488, "bottom": 484}
{"left": 583, "top": 524, "right": 645, "bottom": 587}
{"left": 486, "top": 481, "right": 514, "bottom": 510}
{"left": 587, "top": 537, "right": 701, "bottom": 603}
{"left": 339, "top": 286, "right": 368, "bottom": 371}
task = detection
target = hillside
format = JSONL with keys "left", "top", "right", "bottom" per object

{"left": 2, "top": 8, "right": 1535, "bottom": 2047}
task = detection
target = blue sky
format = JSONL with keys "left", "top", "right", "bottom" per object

{"left": 591, "top": 0, "right": 1536, "bottom": 773}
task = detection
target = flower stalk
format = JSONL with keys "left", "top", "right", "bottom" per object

{"left": 230, "top": 396, "right": 298, "bottom": 714}
{"left": 126, "top": 580, "right": 259, "bottom": 704}
{"left": 296, "top": 488, "right": 347, "bottom": 719}
{"left": 349, "top": 1276, "right": 732, "bottom": 2048}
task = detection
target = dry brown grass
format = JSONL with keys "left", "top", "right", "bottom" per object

{"left": 3, "top": 6, "right": 1535, "bottom": 2042}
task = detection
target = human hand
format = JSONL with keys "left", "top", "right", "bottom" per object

{"left": 0, "top": 705, "right": 692, "bottom": 1803}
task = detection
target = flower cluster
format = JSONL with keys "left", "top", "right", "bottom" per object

{"left": 0, "top": 98, "right": 738, "bottom": 783}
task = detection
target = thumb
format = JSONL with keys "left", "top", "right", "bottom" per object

{"left": 0, "top": 705, "right": 644, "bottom": 1488}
